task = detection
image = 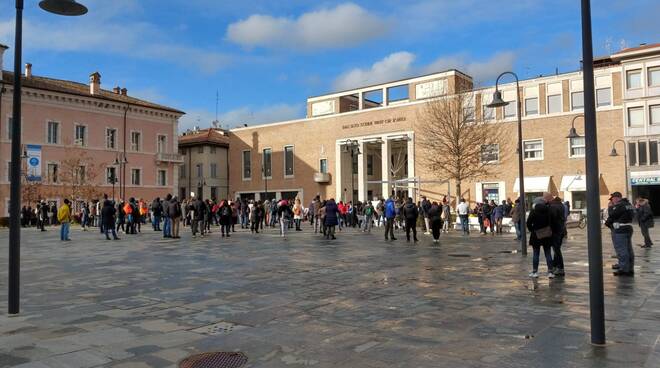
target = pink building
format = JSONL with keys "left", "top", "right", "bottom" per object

{"left": 0, "top": 44, "right": 184, "bottom": 216}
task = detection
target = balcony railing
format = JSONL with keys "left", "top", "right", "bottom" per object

{"left": 314, "top": 172, "right": 331, "bottom": 183}
{"left": 156, "top": 152, "right": 184, "bottom": 163}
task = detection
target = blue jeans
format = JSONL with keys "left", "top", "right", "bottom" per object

{"left": 514, "top": 221, "right": 522, "bottom": 240}
{"left": 532, "top": 244, "right": 553, "bottom": 272}
{"left": 105, "top": 226, "right": 118, "bottom": 239}
{"left": 60, "top": 222, "right": 70, "bottom": 240}
{"left": 152, "top": 215, "right": 161, "bottom": 230}
{"left": 163, "top": 217, "right": 171, "bottom": 237}
{"left": 459, "top": 215, "right": 469, "bottom": 233}
{"left": 612, "top": 231, "right": 634, "bottom": 272}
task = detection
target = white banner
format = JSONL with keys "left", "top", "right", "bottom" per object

{"left": 26, "top": 144, "right": 42, "bottom": 182}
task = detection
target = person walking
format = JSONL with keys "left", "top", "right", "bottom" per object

{"left": 324, "top": 198, "right": 339, "bottom": 240}
{"left": 441, "top": 199, "right": 451, "bottom": 233}
{"left": 219, "top": 199, "right": 232, "bottom": 237}
{"left": 152, "top": 197, "right": 163, "bottom": 232}
{"left": 162, "top": 194, "right": 172, "bottom": 238}
{"left": 376, "top": 199, "right": 385, "bottom": 228}
{"left": 421, "top": 196, "right": 431, "bottom": 234}
{"left": 546, "top": 194, "right": 567, "bottom": 277}
{"left": 526, "top": 202, "right": 554, "bottom": 279}
{"left": 293, "top": 198, "right": 303, "bottom": 231}
{"left": 402, "top": 197, "right": 419, "bottom": 242}
{"left": 38, "top": 200, "right": 48, "bottom": 232}
{"left": 190, "top": 196, "right": 206, "bottom": 238}
{"left": 457, "top": 198, "right": 470, "bottom": 235}
{"left": 428, "top": 201, "right": 442, "bottom": 243}
{"left": 363, "top": 201, "right": 375, "bottom": 233}
{"left": 511, "top": 198, "right": 523, "bottom": 241}
{"left": 278, "top": 199, "right": 293, "bottom": 239}
{"left": 169, "top": 196, "right": 181, "bottom": 239}
{"left": 116, "top": 200, "right": 126, "bottom": 234}
{"left": 102, "top": 200, "right": 120, "bottom": 240}
{"left": 493, "top": 201, "right": 505, "bottom": 235}
{"left": 606, "top": 192, "right": 635, "bottom": 276}
{"left": 384, "top": 196, "right": 397, "bottom": 240}
{"left": 57, "top": 199, "right": 72, "bottom": 241}
{"left": 636, "top": 197, "right": 654, "bottom": 248}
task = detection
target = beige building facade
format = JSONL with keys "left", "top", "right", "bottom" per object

{"left": 178, "top": 128, "right": 230, "bottom": 201}
{"left": 227, "top": 44, "right": 660, "bottom": 210}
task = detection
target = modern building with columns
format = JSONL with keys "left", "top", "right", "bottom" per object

{"left": 227, "top": 44, "right": 660, "bottom": 211}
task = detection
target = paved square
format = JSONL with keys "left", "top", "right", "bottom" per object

{"left": 1, "top": 224, "right": 659, "bottom": 367}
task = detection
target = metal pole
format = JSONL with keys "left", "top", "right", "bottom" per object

{"left": 581, "top": 0, "right": 606, "bottom": 345}
{"left": 351, "top": 150, "right": 355, "bottom": 203}
{"left": 9, "top": 0, "right": 24, "bottom": 315}
{"left": 623, "top": 147, "right": 630, "bottom": 199}
{"left": 515, "top": 77, "right": 527, "bottom": 255}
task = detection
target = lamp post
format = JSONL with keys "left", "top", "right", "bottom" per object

{"left": 580, "top": 0, "right": 606, "bottom": 345}
{"left": 114, "top": 154, "right": 128, "bottom": 200}
{"left": 566, "top": 114, "right": 585, "bottom": 140}
{"left": 262, "top": 164, "right": 269, "bottom": 201}
{"left": 8, "top": 0, "right": 87, "bottom": 315}
{"left": 487, "top": 72, "right": 526, "bottom": 255}
{"left": 609, "top": 139, "right": 629, "bottom": 198}
{"left": 342, "top": 139, "right": 361, "bottom": 203}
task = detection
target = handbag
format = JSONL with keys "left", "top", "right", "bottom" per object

{"left": 535, "top": 225, "right": 553, "bottom": 239}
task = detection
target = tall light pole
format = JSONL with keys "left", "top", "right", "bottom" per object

{"left": 8, "top": 0, "right": 88, "bottom": 315}
{"left": 262, "top": 164, "right": 269, "bottom": 201}
{"left": 488, "top": 72, "right": 527, "bottom": 255}
{"left": 342, "top": 139, "right": 361, "bottom": 203}
{"left": 609, "top": 139, "right": 629, "bottom": 198}
{"left": 581, "top": 0, "right": 606, "bottom": 345}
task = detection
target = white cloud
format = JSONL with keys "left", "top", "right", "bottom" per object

{"left": 424, "top": 52, "right": 516, "bottom": 85}
{"left": 179, "top": 104, "right": 304, "bottom": 131}
{"left": 333, "top": 52, "right": 416, "bottom": 91}
{"left": 226, "top": 3, "right": 389, "bottom": 50}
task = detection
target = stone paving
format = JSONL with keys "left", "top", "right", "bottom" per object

{"left": 0, "top": 222, "right": 659, "bottom": 368}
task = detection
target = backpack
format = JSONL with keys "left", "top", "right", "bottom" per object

{"left": 221, "top": 205, "right": 231, "bottom": 217}
{"left": 365, "top": 206, "right": 373, "bottom": 216}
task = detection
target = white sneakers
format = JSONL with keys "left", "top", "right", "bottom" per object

{"left": 547, "top": 272, "right": 555, "bottom": 279}
{"left": 528, "top": 272, "right": 539, "bottom": 278}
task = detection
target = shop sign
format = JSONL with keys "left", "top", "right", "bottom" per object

{"left": 342, "top": 116, "right": 406, "bottom": 130}
{"left": 631, "top": 177, "right": 660, "bottom": 185}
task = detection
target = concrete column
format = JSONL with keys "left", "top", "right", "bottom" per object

{"left": 381, "top": 138, "right": 391, "bottom": 198}
{"left": 358, "top": 141, "right": 368, "bottom": 202}
{"left": 382, "top": 87, "right": 388, "bottom": 106}
{"left": 335, "top": 142, "right": 343, "bottom": 200}
{"left": 407, "top": 133, "right": 415, "bottom": 199}
{"left": 358, "top": 92, "right": 364, "bottom": 110}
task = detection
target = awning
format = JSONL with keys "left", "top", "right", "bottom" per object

{"left": 513, "top": 176, "right": 551, "bottom": 193}
{"left": 560, "top": 175, "right": 587, "bottom": 191}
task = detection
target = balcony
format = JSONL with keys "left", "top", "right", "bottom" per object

{"left": 314, "top": 172, "right": 331, "bottom": 184}
{"left": 156, "top": 152, "right": 184, "bottom": 164}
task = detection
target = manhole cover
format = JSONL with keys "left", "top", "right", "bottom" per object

{"left": 179, "top": 352, "right": 248, "bottom": 368}
{"left": 448, "top": 254, "right": 471, "bottom": 258}
{"left": 191, "top": 322, "right": 246, "bottom": 336}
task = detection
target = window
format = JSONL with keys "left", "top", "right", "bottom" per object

{"left": 210, "top": 163, "right": 217, "bottom": 178}
{"left": 210, "top": 146, "right": 216, "bottom": 154}
{"left": 639, "top": 141, "right": 648, "bottom": 166}
{"left": 196, "top": 163, "right": 203, "bottom": 178}
{"left": 157, "top": 135, "right": 166, "bottom": 153}
{"left": 524, "top": 98, "right": 538, "bottom": 115}
{"left": 649, "top": 67, "right": 660, "bottom": 87}
{"left": 131, "top": 168, "right": 141, "bottom": 185}
{"left": 47, "top": 121, "right": 59, "bottom": 144}
{"left": 367, "top": 155, "right": 374, "bottom": 175}
{"left": 131, "top": 131, "right": 141, "bottom": 151}
{"left": 180, "top": 164, "right": 186, "bottom": 179}
{"left": 650, "top": 105, "right": 660, "bottom": 125}
{"left": 504, "top": 98, "right": 516, "bottom": 118}
{"left": 284, "top": 146, "right": 294, "bottom": 177}
{"left": 75, "top": 166, "right": 86, "bottom": 184}
{"left": 465, "top": 106, "right": 475, "bottom": 122}
{"left": 628, "top": 142, "right": 637, "bottom": 166}
{"left": 523, "top": 139, "right": 544, "bottom": 160}
{"left": 106, "top": 128, "right": 117, "bottom": 149}
{"left": 596, "top": 88, "right": 611, "bottom": 107}
{"left": 627, "top": 69, "right": 641, "bottom": 89}
{"left": 320, "top": 159, "right": 328, "bottom": 174}
{"left": 628, "top": 106, "right": 644, "bottom": 127}
{"left": 569, "top": 136, "right": 585, "bottom": 158}
{"left": 481, "top": 144, "right": 500, "bottom": 163}
{"left": 263, "top": 148, "right": 272, "bottom": 177}
{"left": 571, "top": 91, "right": 584, "bottom": 110}
{"left": 242, "top": 150, "right": 251, "bottom": 179}
{"left": 106, "top": 167, "right": 117, "bottom": 184}
{"left": 47, "top": 163, "right": 58, "bottom": 183}
{"left": 482, "top": 103, "right": 494, "bottom": 121}
{"left": 547, "top": 94, "right": 561, "bottom": 114}
{"left": 157, "top": 170, "right": 167, "bottom": 186}
{"left": 650, "top": 141, "right": 658, "bottom": 165}
{"left": 198, "top": 146, "right": 204, "bottom": 154}
{"left": 75, "top": 125, "right": 86, "bottom": 146}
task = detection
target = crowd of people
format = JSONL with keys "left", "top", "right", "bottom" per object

{"left": 21, "top": 189, "right": 654, "bottom": 278}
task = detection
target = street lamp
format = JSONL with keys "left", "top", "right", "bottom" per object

{"left": 114, "top": 154, "right": 128, "bottom": 199}
{"left": 580, "top": 0, "right": 606, "bottom": 345}
{"left": 8, "top": 0, "right": 88, "bottom": 315}
{"left": 487, "top": 71, "right": 526, "bottom": 255}
{"left": 609, "top": 139, "right": 629, "bottom": 198}
{"left": 262, "top": 164, "right": 269, "bottom": 201}
{"left": 342, "top": 139, "right": 361, "bottom": 203}
{"left": 566, "top": 114, "right": 585, "bottom": 139}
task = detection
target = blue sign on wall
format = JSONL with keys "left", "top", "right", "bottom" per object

{"left": 631, "top": 177, "right": 660, "bottom": 186}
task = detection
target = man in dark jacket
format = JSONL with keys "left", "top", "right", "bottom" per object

{"left": 162, "top": 194, "right": 172, "bottom": 238}
{"left": 168, "top": 196, "right": 181, "bottom": 238}
{"left": 421, "top": 196, "right": 431, "bottom": 234}
{"left": 545, "top": 193, "right": 567, "bottom": 277}
{"left": 190, "top": 196, "right": 206, "bottom": 238}
{"left": 402, "top": 197, "right": 419, "bottom": 242}
{"left": 102, "top": 200, "right": 120, "bottom": 240}
{"left": 636, "top": 197, "right": 654, "bottom": 248}
{"left": 606, "top": 192, "right": 635, "bottom": 276}
{"left": 151, "top": 197, "right": 163, "bottom": 232}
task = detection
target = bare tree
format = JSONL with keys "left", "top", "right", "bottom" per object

{"left": 58, "top": 145, "right": 103, "bottom": 203}
{"left": 418, "top": 92, "right": 508, "bottom": 199}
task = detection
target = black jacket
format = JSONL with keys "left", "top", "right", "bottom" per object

{"left": 190, "top": 199, "right": 206, "bottom": 220}
{"left": 152, "top": 200, "right": 163, "bottom": 216}
{"left": 427, "top": 204, "right": 441, "bottom": 221}
{"left": 548, "top": 199, "right": 566, "bottom": 234}
{"left": 527, "top": 203, "right": 552, "bottom": 246}
{"left": 101, "top": 200, "right": 116, "bottom": 227}
{"left": 402, "top": 203, "right": 419, "bottom": 221}
{"left": 606, "top": 199, "right": 634, "bottom": 234}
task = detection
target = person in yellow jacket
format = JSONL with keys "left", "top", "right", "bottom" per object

{"left": 57, "top": 199, "right": 72, "bottom": 241}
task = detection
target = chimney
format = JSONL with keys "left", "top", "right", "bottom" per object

{"left": 89, "top": 71, "right": 101, "bottom": 95}
{"left": 25, "top": 63, "right": 32, "bottom": 78}
{"left": 112, "top": 86, "right": 121, "bottom": 94}
{"left": 120, "top": 87, "right": 127, "bottom": 96}
{"left": 0, "top": 44, "right": 8, "bottom": 80}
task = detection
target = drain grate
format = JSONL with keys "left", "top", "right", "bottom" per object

{"left": 179, "top": 352, "right": 248, "bottom": 368}
{"left": 191, "top": 321, "right": 246, "bottom": 336}
{"left": 448, "top": 254, "right": 471, "bottom": 258}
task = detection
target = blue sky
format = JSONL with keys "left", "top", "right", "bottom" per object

{"left": 0, "top": 0, "right": 659, "bottom": 130}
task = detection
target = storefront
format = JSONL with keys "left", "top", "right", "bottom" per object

{"left": 630, "top": 171, "right": 660, "bottom": 215}
{"left": 560, "top": 174, "right": 587, "bottom": 212}
{"left": 514, "top": 176, "right": 551, "bottom": 209}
